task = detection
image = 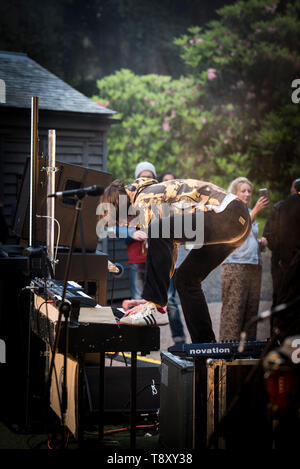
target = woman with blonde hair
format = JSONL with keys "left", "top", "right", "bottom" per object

{"left": 219, "top": 177, "right": 269, "bottom": 341}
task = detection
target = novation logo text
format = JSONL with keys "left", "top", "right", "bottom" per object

{"left": 189, "top": 346, "right": 231, "bottom": 356}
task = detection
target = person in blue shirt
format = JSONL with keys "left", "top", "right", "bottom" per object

{"left": 219, "top": 177, "right": 269, "bottom": 341}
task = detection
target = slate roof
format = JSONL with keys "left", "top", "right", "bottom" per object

{"left": 0, "top": 51, "right": 115, "bottom": 115}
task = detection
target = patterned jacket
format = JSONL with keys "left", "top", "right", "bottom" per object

{"left": 125, "top": 177, "right": 235, "bottom": 229}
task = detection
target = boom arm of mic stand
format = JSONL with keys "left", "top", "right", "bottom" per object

{"left": 238, "top": 294, "right": 300, "bottom": 352}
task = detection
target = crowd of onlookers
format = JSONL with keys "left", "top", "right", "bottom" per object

{"left": 117, "top": 161, "right": 300, "bottom": 343}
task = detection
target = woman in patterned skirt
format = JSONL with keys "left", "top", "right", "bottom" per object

{"left": 219, "top": 177, "right": 269, "bottom": 341}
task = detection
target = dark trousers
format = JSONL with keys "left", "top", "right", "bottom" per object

{"left": 142, "top": 199, "right": 251, "bottom": 343}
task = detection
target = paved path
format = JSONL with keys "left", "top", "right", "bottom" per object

{"left": 149, "top": 250, "right": 273, "bottom": 362}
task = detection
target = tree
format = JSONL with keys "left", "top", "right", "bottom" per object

{"left": 93, "top": 69, "right": 206, "bottom": 181}
{"left": 174, "top": 0, "right": 300, "bottom": 197}
{"left": 93, "top": 0, "right": 300, "bottom": 203}
{"left": 0, "top": 0, "right": 235, "bottom": 96}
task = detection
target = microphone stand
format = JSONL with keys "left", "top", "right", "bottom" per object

{"left": 47, "top": 194, "right": 86, "bottom": 448}
{"left": 238, "top": 294, "right": 300, "bottom": 353}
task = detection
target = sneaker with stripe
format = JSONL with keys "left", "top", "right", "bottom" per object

{"left": 119, "top": 301, "right": 169, "bottom": 327}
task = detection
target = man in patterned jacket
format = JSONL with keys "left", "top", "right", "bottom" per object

{"left": 98, "top": 177, "right": 251, "bottom": 343}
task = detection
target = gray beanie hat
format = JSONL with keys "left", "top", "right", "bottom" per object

{"left": 135, "top": 161, "right": 156, "bottom": 179}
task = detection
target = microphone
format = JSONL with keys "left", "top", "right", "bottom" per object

{"left": 48, "top": 185, "right": 104, "bottom": 199}
{"left": 108, "top": 261, "right": 124, "bottom": 278}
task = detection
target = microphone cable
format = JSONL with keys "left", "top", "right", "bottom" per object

{"left": 109, "top": 238, "right": 116, "bottom": 306}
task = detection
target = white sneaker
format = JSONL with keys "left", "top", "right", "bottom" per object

{"left": 119, "top": 302, "right": 169, "bottom": 327}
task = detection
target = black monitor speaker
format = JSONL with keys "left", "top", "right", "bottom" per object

{"left": 13, "top": 158, "right": 112, "bottom": 251}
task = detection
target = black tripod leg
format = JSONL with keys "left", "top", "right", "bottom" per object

{"left": 98, "top": 351, "right": 105, "bottom": 444}
{"left": 25, "top": 293, "right": 33, "bottom": 430}
{"left": 130, "top": 351, "right": 137, "bottom": 449}
{"left": 193, "top": 358, "right": 207, "bottom": 449}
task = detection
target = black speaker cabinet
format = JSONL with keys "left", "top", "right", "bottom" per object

{"left": 0, "top": 246, "right": 30, "bottom": 422}
{"left": 84, "top": 365, "right": 161, "bottom": 414}
{"left": 55, "top": 251, "right": 108, "bottom": 306}
{"left": 159, "top": 351, "right": 194, "bottom": 449}
{"left": 13, "top": 158, "right": 112, "bottom": 251}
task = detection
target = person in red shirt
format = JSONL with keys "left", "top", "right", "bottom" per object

{"left": 125, "top": 162, "right": 157, "bottom": 299}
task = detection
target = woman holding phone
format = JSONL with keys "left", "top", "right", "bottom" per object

{"left": 219, "top": 177, "right": 269, "bottom": 341}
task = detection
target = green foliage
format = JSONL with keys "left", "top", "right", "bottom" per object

{"left": 93, "top": 0, "right": 300, "bottom": 200}
{"left": 92, "top": 69, "right": 207, "bottom": 182}
{"left": 174, "top": 0, "right": 300, "bottom": 197}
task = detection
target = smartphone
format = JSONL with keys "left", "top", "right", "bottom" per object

{"left": 259, "top": 188, "right": 269, "bottom": 198}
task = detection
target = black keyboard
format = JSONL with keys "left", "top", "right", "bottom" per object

{"left": 168, "top": 340, "right": 269, "bottom": 359}
{"left": 33, "top": 279, "right": 98, "bottom": 308}
{"left": 48, "top": 286, "right": 97, "bottom": 307}
{"left": 31, "top": 307, "right": 160, "bottom": 354}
